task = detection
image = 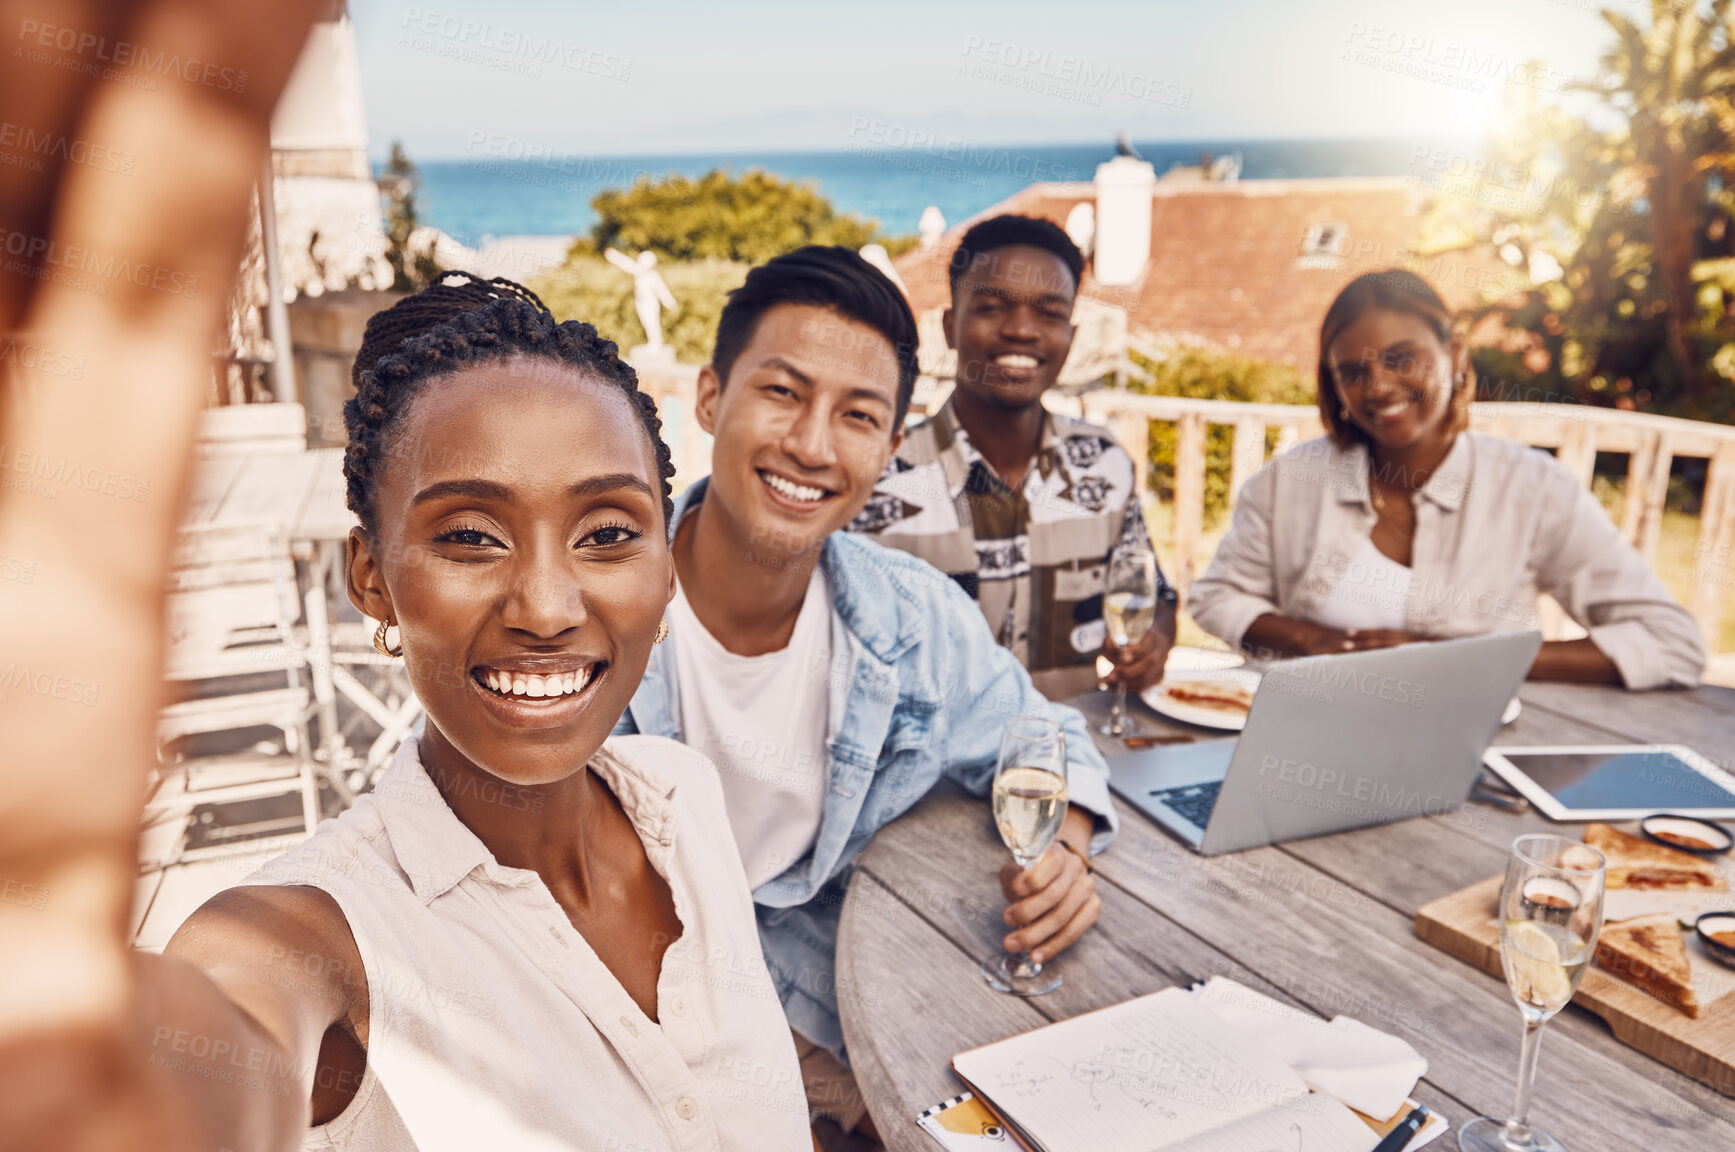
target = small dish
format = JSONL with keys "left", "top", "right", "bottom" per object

{"left": 1694, "top": 913, "right": 1735, "bottom": 969}
{"left": 1640, "top": 814, "right": 1733, "bottom": 855}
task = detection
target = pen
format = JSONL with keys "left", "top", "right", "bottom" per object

{"left": 1370, "top": 1104, "right": 1429, "bottom": 1152}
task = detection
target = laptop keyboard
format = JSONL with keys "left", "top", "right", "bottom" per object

{"left": 1150, "top": 780, "right": 1223, "bottom": 829}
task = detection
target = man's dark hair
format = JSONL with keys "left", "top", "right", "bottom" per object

{"left": 344, "top": 275, "right": 675, "bottom": 534}
{"left": 711, "top": 245, "right": 920, "bottom": 425}
{"left": 947, "top": 215, "right": 1084, "bottom": 300}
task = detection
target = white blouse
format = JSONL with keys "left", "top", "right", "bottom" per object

{"left": 1313, "top": 535, "right": 1412, "bottom": 633}
{"left": 241, "top": 735, "right": 811, "bottom": 1152}
{"left": 1188, "top": 433, "right": 1706, "bottom": 690}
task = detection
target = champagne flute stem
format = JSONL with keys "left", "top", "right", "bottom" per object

{"left": 1012, "top": 951, "right": 1042, "bottom": 979}
{"left": 1504, "top": 1014, "right": 1546, "bottom": 1147}
{"left": 1112, "top": 681, "right": 1128, "bottom": 734}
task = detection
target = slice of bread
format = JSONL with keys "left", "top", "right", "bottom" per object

{"left": 1585, "top": 823, "right": 1726, "bottom": 891}
{"left": 1594, "top": 914, "right": 1700, "bottom": 1018}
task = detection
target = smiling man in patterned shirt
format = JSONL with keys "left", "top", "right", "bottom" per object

{"left": 850, "top": 215, "right": 1177, "bottom": 700}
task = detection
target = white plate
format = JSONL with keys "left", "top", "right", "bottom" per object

{"left": 1141, "top": 658, "right": 1519, "bottom": 730}
{"left": 1143, "top": 669, "right": 1263, "bottom": 732}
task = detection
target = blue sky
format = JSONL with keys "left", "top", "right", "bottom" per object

{"left": 353, "top": 0, "right": 1624, "bottom": 159}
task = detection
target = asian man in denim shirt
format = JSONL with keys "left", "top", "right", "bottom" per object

{"left": 614, "top": 246, "right": 1117, "bottom": 1140}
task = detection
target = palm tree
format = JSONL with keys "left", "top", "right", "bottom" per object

{"left": 1586, "top": 0, "right": 1735, "bottom": 400}
{"left": 380, "top": 141, "right": 441, "bottom": 293}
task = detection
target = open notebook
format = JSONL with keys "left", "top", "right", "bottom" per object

{"left": 951, "top": 988, "right": 1377, "bottom": 1152}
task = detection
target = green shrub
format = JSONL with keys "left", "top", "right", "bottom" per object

{"left": 590, "top": 169, "right": 883, "bottom": 264}
{"left": 531, "top": 256, "right": 749, "bottom": 365}
{"left": 1128, "top": 345, "right": 1315, "bottom": 526}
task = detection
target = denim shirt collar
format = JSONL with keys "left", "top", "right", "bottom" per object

{"left": 631, "top": 477, "right": 919, "bottom": 910}
{"left": 662, "top": 477, "right": 924, "bottom": 665}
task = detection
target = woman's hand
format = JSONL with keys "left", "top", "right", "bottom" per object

{"left": 0, "top": 2, "right": 325, "bottom": 1149}
{"left": 997, "top": 809, "right": 1102, "bottom": 964}
{"left": 1241, "top": 613, "right": 1429, "bottom": 660}
{"left": 1314, "top": 627, "right": 1425, "bottom": 654}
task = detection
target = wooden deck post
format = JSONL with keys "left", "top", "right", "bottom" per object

{"left": 1640, "top": 434, "right": 1675, "bottom": 563}
{"left": 1620, "top": 433, "right": 1654, "bottom": 547}
{"left": 1693, "top": 442, "right": 1735, "bottom": 646}
{"left": 1116, "top": 411, "right": 1151, "bottom": 501}
{"left": 1173, "top": 413, "right": 1207, "bottom": 595}
{"left": 1556, "top": 418, "right": 1598, "bottom": 489}
{"left": 1619, "top": 431, "right": 1673, "bottom": 562}
{"left": 1229, "top": 417, "right": 1266, "bottom": 508}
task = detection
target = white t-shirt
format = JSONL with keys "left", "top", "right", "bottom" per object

{"left": 668, "top": 568, "right": 833, "bottom": 889}
{"left": 1314, "top": 534, "right": 1413, "bottom": 633}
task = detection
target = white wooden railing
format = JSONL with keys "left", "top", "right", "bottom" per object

{"left": 636, "top": 363, "right": 1735, "bottom": 656}
{"left": 1078, "top": 393, "right": 1735, "bottom": 655}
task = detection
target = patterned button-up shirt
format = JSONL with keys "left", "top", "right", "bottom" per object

{"left": 849, "top": 397, "right": 1173, "bottom": 700}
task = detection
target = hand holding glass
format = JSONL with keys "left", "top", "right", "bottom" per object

{"left": 1100, "top": 551, "right": 1158, "bottom": 738}
{"left": 982, "top": 717, "right": 1069, "bottom": 996}
{"left": 1458, "top": 834, "right": 1605, "bottom": 1152}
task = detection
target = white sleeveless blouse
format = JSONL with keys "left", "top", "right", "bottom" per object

{"left": 241, "top": 735, "right": 810, "bottom": 1152}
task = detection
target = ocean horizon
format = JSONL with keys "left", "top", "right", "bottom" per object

{"left": 389, "top": 135, "right": 1479, "bottom": 249}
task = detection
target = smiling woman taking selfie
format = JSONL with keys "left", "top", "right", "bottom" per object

{"left": 78, "top": 278, "right": 810, "bottom": 1151}
{"left": 1188, "top": 269, "right": 1705, "bottom": 690}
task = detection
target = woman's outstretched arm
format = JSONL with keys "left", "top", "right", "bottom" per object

{"left": 0, "top": 1, "right": 327, "bottom": 1148}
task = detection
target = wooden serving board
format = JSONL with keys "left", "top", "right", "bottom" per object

{"left": 1416, "top": 875, "right": 1735, "bottom": 1096}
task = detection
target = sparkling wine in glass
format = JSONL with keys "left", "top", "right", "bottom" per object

{"left": 982, "top": 716, "right": 1069, "bottom": 996}
{"left": 1099, "top": 551, "right": 1158, "bottom": 738}
{"left": 1458, "top": 834, "right": 1605, "bottom": 1152}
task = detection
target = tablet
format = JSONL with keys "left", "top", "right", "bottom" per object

{"left": 1481, "top": 745, "right": 1735, "bottom": 821}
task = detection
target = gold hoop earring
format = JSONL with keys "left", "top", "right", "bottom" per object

{"left": 373, "top": 616, "right": 403, "bottom": 658}
{"left": 654, "top": 618, "right": 669, "bottom": 645}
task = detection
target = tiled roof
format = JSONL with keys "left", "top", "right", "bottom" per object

{"left": 894, "top": 177, "right": 1514, "bottom": 369}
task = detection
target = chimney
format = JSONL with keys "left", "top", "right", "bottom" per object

{"left": 1092, "top": 154, "right": 1155, "bottom": 286}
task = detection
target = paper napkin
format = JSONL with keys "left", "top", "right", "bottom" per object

{"left": 1192, "top": 976, "right": 1428, "bottom": 1122}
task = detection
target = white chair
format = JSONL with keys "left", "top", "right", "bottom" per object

{"left": 144, "top": 520, "right": 321, "bottom": 869}
{"left": 325, "top": 611, "right": 425, "bottom": 791}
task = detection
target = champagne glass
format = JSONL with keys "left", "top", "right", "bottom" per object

{"left": 1099, "top": 550, "right": 1158, "bottom": 738}
{"left": 982, "top": 716, "right": 1069, "bottom": 996}
{"left": 1459, "top": 835, "right": 1605, "bottom": 1152}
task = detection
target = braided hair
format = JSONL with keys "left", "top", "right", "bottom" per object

{"left": 351, "top": 272, "right": 552, "bottom": 388}
{"left": 344, "top": 273, "right": 676, "bottom": 535}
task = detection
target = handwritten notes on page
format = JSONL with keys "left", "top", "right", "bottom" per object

{"left": 951, "top": 988, "right": 1375, "bottom": 1152}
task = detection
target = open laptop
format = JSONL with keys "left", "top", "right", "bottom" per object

{"left": 1107, "top": 631, "right": 1542, "bottom": 855}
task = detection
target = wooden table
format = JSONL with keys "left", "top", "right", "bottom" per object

{"left": 835, "top": 678, "right": 1735, "bottom": 1150}
{"left": 183, "top": 447, "right": 352, "bottom": 541}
